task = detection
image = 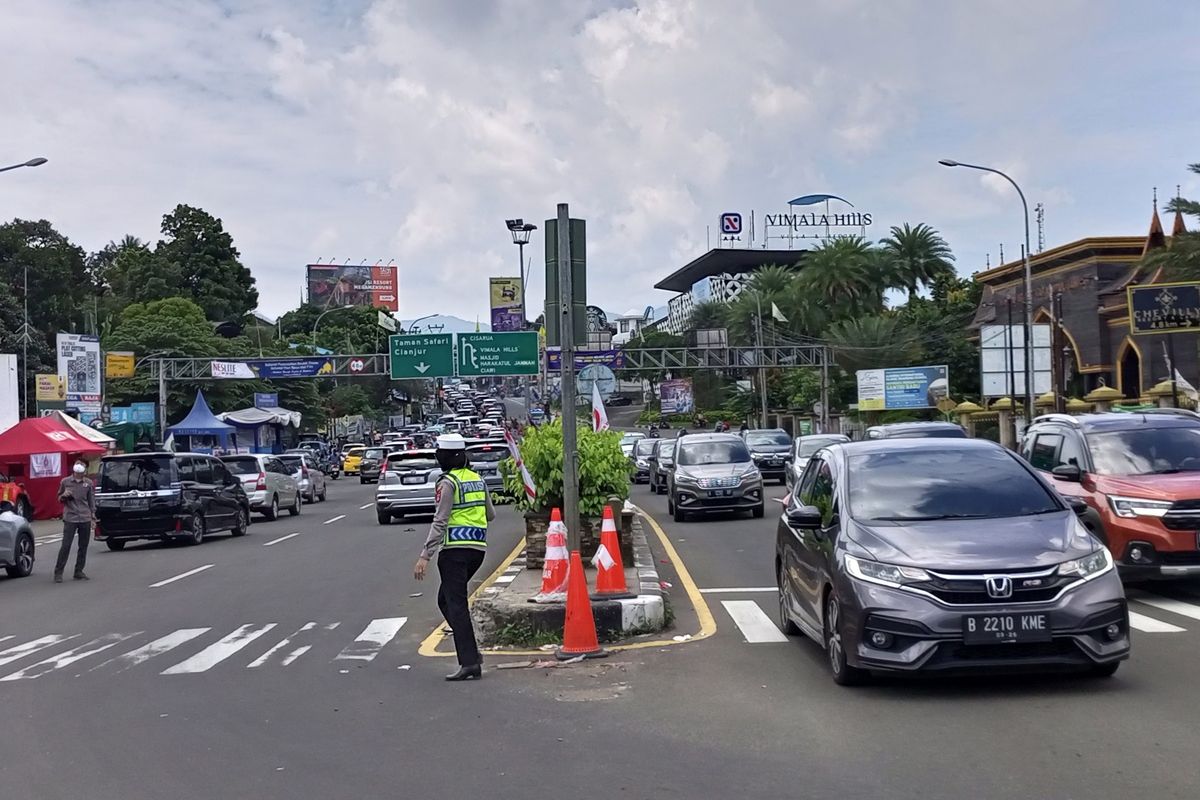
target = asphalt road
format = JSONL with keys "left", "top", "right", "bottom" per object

{"left": 4, "top": 459, "right": 1200, "bottom": 799}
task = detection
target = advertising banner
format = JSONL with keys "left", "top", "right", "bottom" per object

{"left": 211, "top": 359, "right": 334, "bottom": 379}
{"left": 307, "top": 264, "right": 399, "bottom": 312}
{"left": 105, "top": 351, "right": 136, "bottom": 378}
{"left": 130, "top": 402, "right": 157, "bottom": 423}
{"left": 489, "top": 276, "right": 524, "bottom": 332}
{"left": 254, "top": 392, "right": 279, "bottom": 408}
{"left": 660, "top": 378, "right": 695, "bottom": 415}
{"left": 56, "top": 333, "right": 102, "bottom": 423}
{"left": 856, "top": 365, "right": 949, "bottom": 411}
{"left": 545, "top": 348, "right": 625, "bottom": 370}
{"left": 36, "top": 374, "right": 65, "bottom": 402}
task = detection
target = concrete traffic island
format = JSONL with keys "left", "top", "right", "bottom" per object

{"left": 470, "top": 510, "right": 667, "bottom": 648}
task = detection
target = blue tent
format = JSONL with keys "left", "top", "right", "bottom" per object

{"left": 166, "top": 391, "right": 238, "bottom": 454}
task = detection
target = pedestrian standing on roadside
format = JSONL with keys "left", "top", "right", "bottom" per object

{"left": 54, "top": 459, "right": 95, "bottom": 583}
{"left": 413, "top": 433, "right": 495, "bottom": 681}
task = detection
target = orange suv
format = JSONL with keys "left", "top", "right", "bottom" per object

{"left": 1021, "top": 410, "right": 1200, "bottom": 580}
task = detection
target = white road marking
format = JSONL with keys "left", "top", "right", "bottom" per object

{"left": 721, "top": 600, "right": 788, "bottom": 643}
{"left": 1, "top": 633, "right": 139, "bottom": 681}
{"left": 90, "top": 628, "right": 211, "bottom": 673}
{"left": 149, "top": 564, "right": 214, "bottom": 588}
{"left": 161, "top": 624, "right": 277, "bottom": 674}
{"left": 280, "top": 646, "right": 311, "bottom": 666}
{"left": 323, "top": 515, "right": 346, "bottom": 525}
{"left": 334, "top": 618, "right": 407, "bottom": 662}
{"left": 248, "top": 622, "right": 316, "bottom": 668}
{"left": 0, "top": 635, "right": 80, "bottom": 667}
{"left": 262, "top": 532, "right": 301, "bottom": 547}
{"left": 1134, "top": 595, "right": 1200, "bottom": 622}
{"left": 359, "top": 503, "right": 373, "bottom": 510}
{"left": 493, "top": 574, "right": 517, "bottom": 585}
{"left": 700, "top": 587, "right": 778, "bottom": 594}
{"left": 0, "top": 636, "right": 12, "bottom": 645}
{"left": 1128, "top": 610, "right": 1186, "bottom": 633}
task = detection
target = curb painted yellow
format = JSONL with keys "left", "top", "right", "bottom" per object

{"left": 416, "top": 507, "right": 717, "bottom": 658}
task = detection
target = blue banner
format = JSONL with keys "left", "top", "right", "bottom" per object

{"left": 130, "top": 402, "right": 156, "bottom": 423}
{"left": 545, "top": 348, "right": 625, "bottom": 370}
{"left": 857, "top": 365, "right": 949, "bottom": 411}
{"left": 254, "top": 392, "right": 279, "bottom": 408}
{"left": 250, "top": 358, "right": 334, "bottom": 379}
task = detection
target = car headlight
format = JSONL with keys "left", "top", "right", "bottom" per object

{"left": 674, "top": 473, "right": 698, "bottom": 485}
{"left": 844, "top": 554, "right": 931, "bottom": 587}
{"left": 636, "top": 459, "right": 649, "bottom": 469}
{"left": 1058, "top": 547, "right": 1113, "bottom": 579}
{"left": 1108, "top": 495, "right": 1172, "bottom": 518}
{"left": 739, "top": 470, "right": 761, "bottom": 484}
{"left": 751, "top": 453, "right": 764, "bottom": 461}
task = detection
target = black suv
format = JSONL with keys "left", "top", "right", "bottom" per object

{"left": 95, "top": 452, "right": 250, "bottom": 550}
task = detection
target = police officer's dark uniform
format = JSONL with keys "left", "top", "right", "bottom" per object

{"left": 413, "top": 433, "right": 495, "bottom": 681}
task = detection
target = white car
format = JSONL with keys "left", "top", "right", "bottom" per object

{"left": 221, "top": 454, "right": 302, "bottom": 520}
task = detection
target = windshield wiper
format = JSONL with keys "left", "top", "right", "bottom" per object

{"left": 870, "top": 513, "right": 990, "bottom": 522}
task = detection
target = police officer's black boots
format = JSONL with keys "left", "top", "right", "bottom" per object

{"left": 445, "top": 664, "right": 482, "bottom": 681}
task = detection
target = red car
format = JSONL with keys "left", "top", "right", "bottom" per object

{"left": 0, "top": 470, "right": 34, "bottom": 520}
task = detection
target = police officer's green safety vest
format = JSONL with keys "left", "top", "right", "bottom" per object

{"left": 443, "top": 467, "right": 488, "bottom": 549}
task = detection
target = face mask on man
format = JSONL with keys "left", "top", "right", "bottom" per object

{"left": 73, "top": 463, "right": 86, "bottom": 475}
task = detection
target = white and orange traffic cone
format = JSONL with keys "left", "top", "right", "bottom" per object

{"left": 531, "top": 508, "right": 569, "bottom": 604}
{"left": 592, "top": 504, "right": 633, "bottom": 599}
{"left": 557, "top": 550, "right": 606, "bottom": 660}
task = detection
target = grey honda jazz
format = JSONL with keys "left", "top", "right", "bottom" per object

{"left": 777, "top": 438, "right": 1129, "bottom": 685}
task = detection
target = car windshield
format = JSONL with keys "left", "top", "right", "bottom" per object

{"left": 389, "top": 456, "right": 439, "bottom": 471}
{"left": 678, "top": 440, "right": 751, "bottom": 465}
{"left": 635, "top": 439, "right": 657, "bottom": 456}
{"left": 222, "top": 457, "right": 261, "bottom": 476}
{"left": 346, "top": 448, "right": 364, "bottom": 457}
{"left": 1087, "top": 426, "right": 1200, "bottom": 475}
{"left": 468, "top": 447, "right": 506, "bottom": 463}
{"left": 658, "top": 441, "right": 677, "bottom": 457}
{"left": 848, "top": 448, "right": 1060, "bottom": 521}
{"left": 796, "top": 436, "right": 848, "bottom": 457}
{"left": 746, "top": 431, "right": 790, "bottom": 446}
{"left": 364, "top": 448, "right": 388, "bottom": 459}
{"left": 99, "top": 456, "right": 174, "bottom": 492}
{"left": 620, "top": 434, "right": 644, "bottom": 446}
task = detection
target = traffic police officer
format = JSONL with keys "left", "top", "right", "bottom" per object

{"left": 413, "top": 433, "right": 495, "bottom": 681}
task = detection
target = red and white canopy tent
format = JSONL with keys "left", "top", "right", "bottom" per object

{"left": 0, "top": 417, "right": 107, "bottom": 520}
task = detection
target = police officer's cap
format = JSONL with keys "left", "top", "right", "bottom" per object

{"left": 435, "top": 433, "right": 467, "bottom": 451}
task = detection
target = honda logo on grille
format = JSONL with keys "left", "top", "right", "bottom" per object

{"left": 985, "top": 576, "right": 1013, "bottom": 599}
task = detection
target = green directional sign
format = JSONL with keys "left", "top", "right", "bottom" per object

{"left": 457, "top": 331, "right": 539, "bottom": 376}
{"left": 389, "top": 333, "right": 454, "bottom": 379}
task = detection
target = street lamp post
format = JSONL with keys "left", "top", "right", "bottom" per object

{"left": 407, "top": 313, "right": 438, "bottom": 334}
{"left": 939, "top": 159, "right": 1035, "bottom": 425}
{"left": 0, "top": 157, "right": 47, "bottom": 174}
{"left": 506, "top": 218, "right": 538, "bottom": 417}
{"left": 312, "top": 305, "right": 356, "bottom": 345}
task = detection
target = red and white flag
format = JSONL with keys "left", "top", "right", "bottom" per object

{"left": 592, "top": 381, "right": 609, "bottom": 432}
{"left": 504, "top": 428, "right": 537, "bottom": 500}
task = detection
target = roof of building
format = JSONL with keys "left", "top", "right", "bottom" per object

{"left": 655, "top": 248, "right": 807, "bottom": 293}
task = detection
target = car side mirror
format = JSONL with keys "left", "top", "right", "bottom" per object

{"left": 786, "top": 505, "right": 823, "bottom": 529}
{"left": 1066, "top": 496, "right": 1089, "bottom": 516}
{"left": 1051, "top": 464, "right": 1082, "bottom": 483}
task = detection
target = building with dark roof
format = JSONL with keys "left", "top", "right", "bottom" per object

{"left": 654, "top": 248, "right": 806, "bottom": 332}
{"left": 972, "top": 200, "right": 1189, "bottom": 400}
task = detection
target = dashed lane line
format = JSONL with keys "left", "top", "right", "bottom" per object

{"left": 262, "top": 532, "right": 301, "bottom": 547}
{"left": 721, "top": 600, "right": 789, "bottom": 643}
{"left": 323, "top": 515, "right": 346, "bottom": 525}
{"left": 149, "top": 564, "right": 214, "bottom": 589}
{"left": 700, "top": 587, "right": 778, "bottom": 594}
{"left": 359, "top": 503, "right": 373, "bottom": 510}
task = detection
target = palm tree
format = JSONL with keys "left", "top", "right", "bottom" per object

{"left": 794, "top": 236, "right": 888, "bottom": 318}
{"left": 686, "top": 300, "right": 728, "bottom": 333}
{"left": 879, "top": 223, "right": 956, "bottom": 301}
{"left": 825, "top": 314, "right": 919, "bottom": 374}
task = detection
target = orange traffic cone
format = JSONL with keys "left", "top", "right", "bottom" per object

{"left": 557, "top": 550, "right": 606, "bottom": 660}
{"left": 592, "top": 505, "right": 633, "bottom": 599}
{"left": 532, "top": 508, "right": 570, "bottom": 603}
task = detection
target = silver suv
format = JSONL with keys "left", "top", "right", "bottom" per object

{"left": 221, "top": 454, "right": 302, "bottom": 520}
{"left": 0, "top": 504, "right": 35, "bottom": 578}
{"left": 668, "top": 433, "right": 764, "bottom": 522}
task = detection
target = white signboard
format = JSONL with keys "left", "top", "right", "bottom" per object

{"left": 0, "top": 354, "right": 17, "bottom": 433}
{"left": 56, "top": 333, "right": 102, "bottom": 423}
{"left": 980, "top": 324, "right": 1052, "bottom": 397}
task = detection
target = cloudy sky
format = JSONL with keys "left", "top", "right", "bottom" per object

{"left": 3, "top": 0, "right": 1198, "bottom": 322}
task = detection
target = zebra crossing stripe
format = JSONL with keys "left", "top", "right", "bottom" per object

{"left": 0, "top": 635, "right": 80, "bottom": 667}
{"left": 722, "top": 600, "right": 788, "bottom": 643}
{"left": 1134, "top": 595, "right": 1200, "bottom": 622}
{"left": 335, "top": 618, "right": 407, "bottom": 662}
{"left": 0, "top": 636, "right": 12, "bottom": 645}
{"left": 1, "top": 633, "right": 140, "bottom": 681}
{"left": 1128, "top": 610, "right": 1186, "bottom": 633}
{"left": 161, "top": 624, "right": 277, "bottom": 674}
{"left": 248, "top": 622, "right": 317, "bottom": 668}
{"left": 90, "top": 628, "right": 212, "bottom": 674}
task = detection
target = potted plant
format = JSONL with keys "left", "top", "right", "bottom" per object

{"left": 500, "top": 420, "right": 633, "bottom": 567}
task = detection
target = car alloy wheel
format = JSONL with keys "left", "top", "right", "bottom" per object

{"left": 825, "top": 594, "right": 867, "bottom": 686}
{"left": 6, "top": 534, "right": 34, "bottom": 578}
{"left": 289, "top": 492, "right": 301, "bottom": 516}
{"left": 266, "top": 495, "right": 279, "bottom": 521}
{"left": 778, "top": 574, "right": 801, "bottom": 636}
{"left": 190, "top": 514, "right": 205, "bottom": 546}
{"left": 231, "top": 507, "right": 249, "bottom": 537}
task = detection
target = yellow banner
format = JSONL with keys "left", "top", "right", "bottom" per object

{"left": 36, "top": 374, "right": 65, "bottom": 402}
{"left": 489, "top": 277, "right": 522, "bottom": 310}
{"left": 105, "top": 352, "right": 136, "bottom": 378}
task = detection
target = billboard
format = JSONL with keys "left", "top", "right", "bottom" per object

{"left": 1127, "top": 281, "right": 1200, "bottom": 335}
{"left": 211, "top": 359, "right": 334, "bottom": 379}
{"left": 660, "top": 378, "right": 695, "bottom": 415}
{"left": 489, "top": 276, "right": 524, "bottom": 332}
{"left": 56, "top": 333, "right": 102, "bottom": 423}
{"left": 856, "top": 365, "right": 949, "bottom": 411}
{"left": 105, "top": 351, "right": 136, "bottom": 378}
{"left": 307, "top": 264, "right": 398, "bottom": 312}
{"left": 979, "top": 324, "right": 1052, "bottom": 397}
{"left": 0, "top": 355, "right": 16, "bottom": 433}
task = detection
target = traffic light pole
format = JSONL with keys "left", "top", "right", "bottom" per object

{"left": 557, "top": 203, "right": 580, "bottom": 552}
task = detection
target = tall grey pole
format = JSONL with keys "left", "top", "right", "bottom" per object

{"left": 157, "top": 359, "right": 168, "bottom": 439}
{"left": 557, "top": 204, "right": 580, "bottom": 552}
{"left": 22, "top": 263, "right": 28, "bottom": 418}
{"left": 755, "top": 293, "right": 767, "bottom": 428}
{"left": 519, "top": 240, "right": 534, "bottom": 419}
{"left": 820, "top": 347, "right": 830, "bottom": 433}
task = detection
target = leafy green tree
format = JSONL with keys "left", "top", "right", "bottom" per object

{"left": 895, "top": 274, "right": 984, "bottom": 398}
{"left": 0, "top": 219, "right": 90, "bottom": 337}
{"left": 156, "top": 205, "right": 258, "bottom": 321}
{"left": 686, "top": 301, "right": 729, "bottom": 333}
{"left": 616, "top": 328, "right": 682, "bottom": 398}
{"left": 794, "top": 236, "right": 889, "bottom": 319}
{"left": 825, "top": 314, "right": 920, "bottom": 374}
{"left": 879, "top": 223, "right": 956, "bottom": 301}
{"left": 1142, "top": 162, "right": 1200, "bottom": 279}
{"left": 326, "top": 385, "right": 372, "bottom": 418}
